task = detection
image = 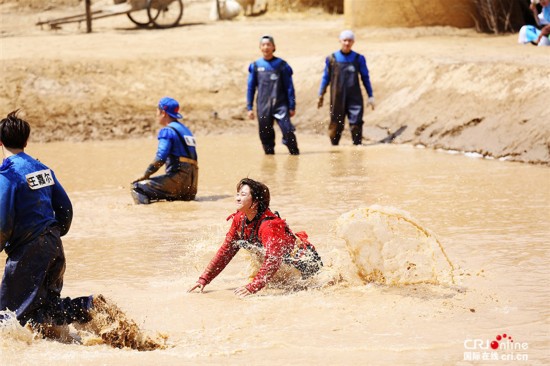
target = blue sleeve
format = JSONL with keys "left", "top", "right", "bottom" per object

{"left": 358, "top": 55, "right": 373, "bottom": 97}
{"left": 319, "top": 57, "right": 331, "bottom": 96}
{"left": 246, "top": 63, "right": 257, "bottom": 111}
{"left": 155, "top": 128, "right": 173, "bottom": 162}
{"left": 50, "top": 172, "right": 73, "bottom": 237}
{"left": 283, "top": 63, "right": 296, "bottom": 111}
{"left": 0, "top": 176, "right": 15, "bottom": 251}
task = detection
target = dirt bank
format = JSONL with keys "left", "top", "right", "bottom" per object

{"left": 1, "top": 1, "right": 548, "bottom": 165}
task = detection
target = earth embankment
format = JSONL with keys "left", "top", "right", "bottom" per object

{"left": 1, "top": 2, "right": 548, "bottom": 164}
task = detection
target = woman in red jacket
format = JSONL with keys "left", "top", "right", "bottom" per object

{"left": 188, "top": 178, "right": 322, "bottom": 297}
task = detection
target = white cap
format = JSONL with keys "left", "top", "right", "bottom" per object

{"left": 339, "top": 30, "right": 355, "bottom": 40}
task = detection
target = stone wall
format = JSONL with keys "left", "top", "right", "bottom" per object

{"left": 269, "top": 0, "right": 343, "bottom": 13}
{"left": 344, "top": 0, "right": 476, "bottom": 28}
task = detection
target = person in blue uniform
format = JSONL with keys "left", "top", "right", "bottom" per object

{"left": 318, "top": 30, "right": 375, "bottom": 146}
{"left": 0, "top": 110, "right": 93, "bottom": 328}
{"left": 247, "top": 35, "right": 300, "bottom": 155}
{"left": 132, "top": 97, "right": 198, "bottom": 204}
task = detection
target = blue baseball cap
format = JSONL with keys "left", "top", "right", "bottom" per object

{"left": 158, "top": 97, "right": 182, "bottom": 119}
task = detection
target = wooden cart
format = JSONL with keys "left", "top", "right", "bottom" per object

{"left": 36, "top": 0, "right": 184, "bottom": 30}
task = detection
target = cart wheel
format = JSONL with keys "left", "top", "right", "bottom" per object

{"left": 127, "top": 8, "right": 151, "bottom": 28}
{"left": 148, "top": 0, "right": 183, "bottom": 29}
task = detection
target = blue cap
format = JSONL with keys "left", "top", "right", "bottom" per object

{"left": 158, "top": 97, "right": 182, "bottom": 119}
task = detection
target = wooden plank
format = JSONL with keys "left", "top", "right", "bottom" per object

{"left": 36, "top": 9, "right": 132, "bottom": 27}
{"left": 36, "top": 10, "right": 102, "bottom": 26}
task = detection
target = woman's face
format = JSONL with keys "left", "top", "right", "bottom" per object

{"left": 236, "top": 184, "right": 256, "bottom": 214}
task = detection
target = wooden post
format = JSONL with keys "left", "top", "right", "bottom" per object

{"left": 216, "top": 0, "right": 221, "bottom": 20}
{"left": 85, "top": 0, "right": 92, "bottom": 33}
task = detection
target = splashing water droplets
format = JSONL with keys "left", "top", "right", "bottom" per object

{"left": 336, "top": 206, "right": 455, "bottom": 286}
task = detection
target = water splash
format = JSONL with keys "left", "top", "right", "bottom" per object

{"left": 0, "top": 297, "right": 167, "bottom": 351}
{"left": 0, "top": 311, "right": 35, "bottom": 346}
{"left": 336, "top": 206, "right": 455, "bottom": 286}
{"left": 75, "top": 294, "right": 168, "bottom": 351}
{"left": 242, "top": 250, "right": 342, "bottom": 293}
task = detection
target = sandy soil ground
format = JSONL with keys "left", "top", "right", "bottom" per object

{"left": 1, "top": 0, "right": 549, "bottom": 165}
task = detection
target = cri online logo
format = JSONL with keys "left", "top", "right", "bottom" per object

{"left": 491, "top": 334, "right": 512, "bottom": 350}
{"left": 464, "top": 333, "right": 528, "bottom": 351}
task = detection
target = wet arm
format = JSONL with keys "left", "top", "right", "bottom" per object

{"left": 141, "top": 135, "right": 172, "bottom": 178}
{"left": 283, "top": 64, "right": 296, "bottom": 111}
{"left": 0, "top": 180, "right": 15, "bottom": 251}
{"left": 246, "top": 63, "right": 257, "bottom": 111}
{"left": 538, "top": 24, "right": 550, "bottom": 42}
{"left": 245, "top": 221, "right": 288, "bottom": 293}
{"left": 198, "top": 219, "right": 241, "bottom": 286}
{"left": 50, "top": 173, "right": 73, "bottom": 236}
{"left": 531, "top": 3, "right": 541, "bottom": 27}
{"left": 358, "top": 55, "right": 373, "bottom": 98}
{"left": 319, "top": 57, "right": 331, "bottom": 96}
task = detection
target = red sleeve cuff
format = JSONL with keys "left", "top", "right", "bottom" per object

{"left": 245, "top": 282, "right": 262, "bottom": 294}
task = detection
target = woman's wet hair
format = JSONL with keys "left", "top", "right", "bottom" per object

{"left": 237, "top": 178, "right": 270, "bottom": 214}
{"left": 0, "top": 110, "right": 30, "bottom": 149}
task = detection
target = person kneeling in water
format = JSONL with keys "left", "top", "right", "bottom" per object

{"left": 188, "top": 178, "right": 322, "bottom": 297}
{"left": 132, "top": 97, "right": 198, "bottom": 204}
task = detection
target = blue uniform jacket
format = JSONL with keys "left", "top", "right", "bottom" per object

{"left": 318, "top": 50, "right": 373, "bottom": 97}
{"left": 0, "top": 153, "right": 72, "bottom": 254}
{"left": 246, "top": 57, "right": 296, "bottom": 111}
{"left": 156, "top": 121, "right": 197, "bottom": 162}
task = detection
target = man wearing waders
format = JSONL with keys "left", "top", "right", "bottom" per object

{"left": 132, "top": 97, "right": 198, "bottom": 204}
{"left": 318, "top": 30, "right": 375, "bottom": 145}
{"left": 247, "top": 35, "right": 300, "bottom": 155}
{"left": 0, "top": 111, "right": 94, "bottom": 329}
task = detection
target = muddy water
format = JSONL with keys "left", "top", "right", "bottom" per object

{"left": 1, "top": 134, "right": 549, "bottom": 365}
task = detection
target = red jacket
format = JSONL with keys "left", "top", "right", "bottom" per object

{"left": 198, "top": 209, "right": 296, "bottom": 293}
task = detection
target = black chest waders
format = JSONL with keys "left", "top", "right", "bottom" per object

{"left": 236, "top": 213, "right": 323, "bottom": 279}
{"left": 0, "top": 226, "right": 93, "bottom": 326}
{"left": 328, "top": 53, "right": 364, "bottom": 145}
{"left": 254, "top": 61, "right": 299, "bottom": 155}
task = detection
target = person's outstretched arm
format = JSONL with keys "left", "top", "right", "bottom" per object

{"left": 133, "top": 129, "right": 174, "bottom": 182}
{"left": 188, "top": 216, "right": 241, "bottom": 292}
{"left": 241, "top": 220, "right": 288, "bottom": 295}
